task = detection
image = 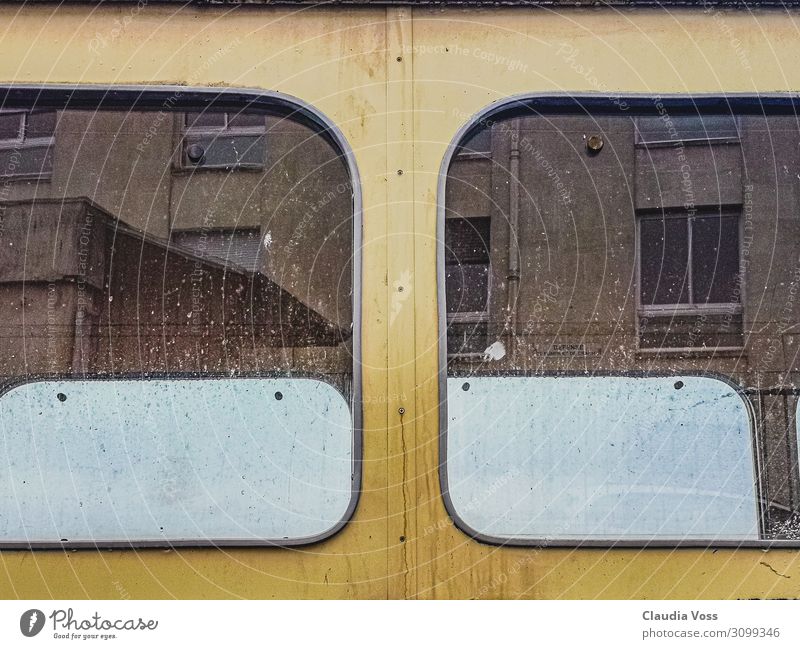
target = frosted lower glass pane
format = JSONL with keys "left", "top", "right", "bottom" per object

{"left": 0, "top": 378, "right": 353, "bottom": 545}
{"left": 446, "top": 376, "right": 758, "bottom": 541}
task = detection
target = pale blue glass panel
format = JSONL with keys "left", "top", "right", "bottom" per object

{"left": 0, "top": 378, "right": 352, "bottom": 544}
{"left": 446, "top": 376, "right": 758, "bottom": 541}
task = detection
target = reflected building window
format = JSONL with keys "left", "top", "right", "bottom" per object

{"left": 445, "top": 128, "right": 494, "bottom": 359}
{"left": 638, "top": 209, "right": 742, "bottom": 350}
{"left": 0, "top": 109, "right": 56, "bottom": 179}
{"left": 172, "top": 227, "right": 263, "bottom": 274}
{"left": 445, "top": 216, "right": 491, "bottom": 357}
{"left": 445, "top": 216, "right": 491, "bottom": 318}
{"left": 634, "top": 115, "right": 744, "bottom": 351}
{"left": 182, "top": 111, "right": 266, "bottom": 169}
{"left": 634, "top": 114, "right": 740, "bottom": 146}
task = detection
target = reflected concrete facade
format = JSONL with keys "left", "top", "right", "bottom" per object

{"left": 0, "top": 109, "right": 353, "bottom": 390}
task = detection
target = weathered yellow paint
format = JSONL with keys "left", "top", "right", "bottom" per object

{"left": 0, "top": 4, "right": 798, "bottom": 599}
{"left": 385, "top": 6, "right": 417, "bottom": 600}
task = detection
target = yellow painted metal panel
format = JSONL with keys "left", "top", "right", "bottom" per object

{"left": 410, "top": 7, "right": 800, "bottom": 600}
{"left": 0, "top": 4, "right": 797, "bottom": 599}
{"left": 0, "top": 4, "right": 393, "bottom": 601}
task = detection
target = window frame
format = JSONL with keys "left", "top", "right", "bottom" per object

{"left": 0, "top": 84, "right": 363, "bottom": 549}
{"left": 437, "top": 94, "right": 800, "bottom": 549}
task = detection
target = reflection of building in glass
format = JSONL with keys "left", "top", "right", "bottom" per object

{"left": 0, "top": 108, "right": 353, "bottom": 388}
{"left": 445, "top": 113, "right": 797, "bottom": 366}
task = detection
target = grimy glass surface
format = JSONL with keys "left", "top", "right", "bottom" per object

{"left": 447, "top": 376, "right": 757, "bottom": 541}
{"left": 444, "top": 107, "right": 800, "bottom": 543}
{"left": 0, "top": 101, "right": 354, "bottom": 545}
{"left": 0, "top": 379, "right": 352, "bottom": 543}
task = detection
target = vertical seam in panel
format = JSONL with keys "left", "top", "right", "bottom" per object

{"left": 409, "top": 6, "right": 418, "bottom": 601}
{"left": 384, "top": 7, "right": 391, "bottom": 596}
{"left": 385, "top": 5, "right": 416, "bottom": 599}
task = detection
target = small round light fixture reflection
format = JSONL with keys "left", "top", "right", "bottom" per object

{"left": 586, "top": 135, "right": 604, "bottom": 154}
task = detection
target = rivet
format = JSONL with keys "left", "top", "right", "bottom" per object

{"left": 396, "top": 56, "right": 403, "bottom": 62}
{"left": 397, "top": 169, "right": 403, "bottom": 176}
{"left": 398, "top": 407, "right": 406, "bottom": 415}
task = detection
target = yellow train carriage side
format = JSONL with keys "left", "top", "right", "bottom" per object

{"left": 0, "top": 1, "right": 797, "bottom": 599}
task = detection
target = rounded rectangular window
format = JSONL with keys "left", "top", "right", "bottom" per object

{"left": 441, "top": 99, "right": 800, "bottom": 545}
{"left": 0, "top": 89, "right": 359, "bottom": 547}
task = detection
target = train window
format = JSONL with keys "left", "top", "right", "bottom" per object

{"left": 182, "top": 110, "right": 266, "bottom": 169}
{"left": 441, "top": 102, "right": 800, "bottom": 545}
{"left": 0, "top": 109, "right": 56, "bottom": 179}
{"left": 0, "top": 91, "right": 357, "bottom": 547}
